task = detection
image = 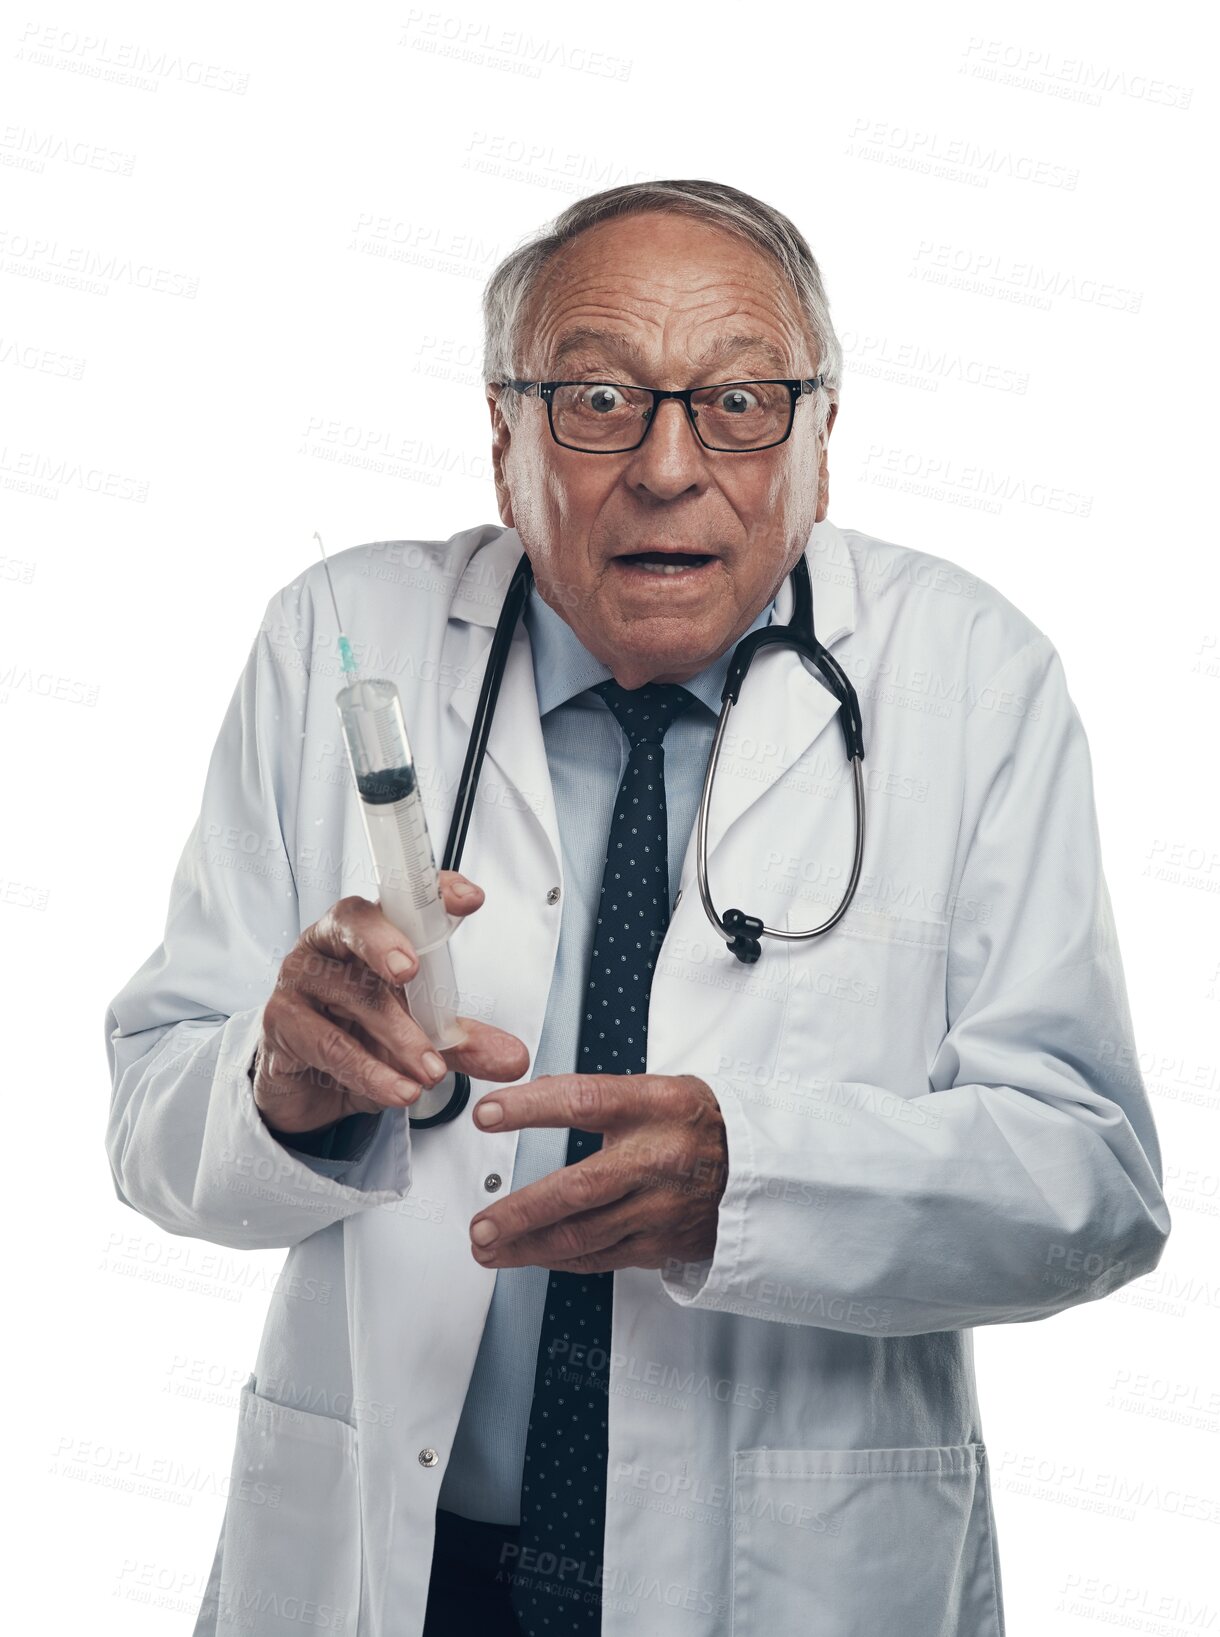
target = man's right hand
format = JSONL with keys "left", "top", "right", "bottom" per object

{"left": 252, "top": 875, "right": 530, "bottom": 1135}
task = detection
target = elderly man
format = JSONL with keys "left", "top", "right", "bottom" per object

{"left": 106, "top": 180, "right": 1169, "bottom": 1637}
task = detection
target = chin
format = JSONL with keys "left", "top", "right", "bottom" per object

{"left": 611, "top": 636, "right": 711, "bottom": 685}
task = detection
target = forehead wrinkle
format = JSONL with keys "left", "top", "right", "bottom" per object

{"left": 528, "top": 296, "right": 655, "bottom": 376}
{"left": 553, "top": 329, "right": 789, "bottom": 376}
{"left": 547, "top": 327, "right": 796, "bottom": 381}
{"left": 531, "top": 263, "right": 777, "bottom": 337}
{"left": 528, "top": 267, "right": 807, "bottom": 378}
{"left": 543, "top": 308, "right": 797, "bottom": 367}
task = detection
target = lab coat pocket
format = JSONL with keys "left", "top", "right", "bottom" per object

{"left": 731, "top": 1444, "right": 1003, "bottom": 1637}
{"left": 217, "top": 1373, "right": 363, "bottom": 1636}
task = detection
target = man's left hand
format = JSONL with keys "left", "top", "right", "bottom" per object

{"left": 467, "top": 1074, "right": 727, "bottom": 1273}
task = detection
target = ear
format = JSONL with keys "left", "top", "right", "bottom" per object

{"left": 815, "top": 398, "right": 837, "bottom": 522}
{"left": 488, "top": 390, "right": 515, "bottom": 529}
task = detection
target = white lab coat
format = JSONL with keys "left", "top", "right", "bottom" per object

{"left": 105, "top": 518, "right": 1169, "bottom": 1637}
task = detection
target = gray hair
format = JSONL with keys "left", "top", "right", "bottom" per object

{"left": 482, "top": 178, "right": 841, "bottom": 444}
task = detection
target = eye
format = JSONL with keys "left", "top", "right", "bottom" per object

{"left": 577, "top": 383, "right": 627, "bottom": 413}
{"left": 716, "top": 386, "right": 762, "bottom": 414}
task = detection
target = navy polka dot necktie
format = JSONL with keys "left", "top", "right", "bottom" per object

{"left": 511, "top": 679, "right": 697, "bottom": 1636}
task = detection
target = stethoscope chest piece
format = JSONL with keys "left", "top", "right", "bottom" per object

{"left": 722, "top": 908, "right": 766, "bottom": 964}
{"left": 409, "top": 1071, "right": 472, "bottom": 1127}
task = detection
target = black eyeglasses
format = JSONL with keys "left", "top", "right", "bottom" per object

{"left": 494, "top": 375, "right": 825, "bottom": 453}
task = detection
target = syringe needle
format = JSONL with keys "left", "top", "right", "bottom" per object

{"left": 314, "top": 530, "right": 359, "bottom": 681}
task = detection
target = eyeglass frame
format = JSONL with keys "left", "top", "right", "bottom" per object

{"left": 493, "top": 374, "right": 827, "bottom": 454}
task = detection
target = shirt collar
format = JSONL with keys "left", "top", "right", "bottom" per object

{"left": 524, "top": 579, "right": 777, "bottom": 717}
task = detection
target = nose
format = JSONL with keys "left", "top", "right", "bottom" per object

{"left": 625, "top": 397, "right": 707, "bottom": 499}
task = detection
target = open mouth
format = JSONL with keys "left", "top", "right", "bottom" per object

{"left": 612, "top": 550, "right": 716, "bottom": 578}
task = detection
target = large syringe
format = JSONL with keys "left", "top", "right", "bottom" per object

{"left": 316, "top": 533, "right": 467, "bottom": 1124}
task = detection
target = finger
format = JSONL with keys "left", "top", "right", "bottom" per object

{"left": 257, "top": 1047, "right": 387, "bottom": 1124}
{"left": 327, "top": 999, "right": 529, "bottom": 1089}
{"left": 540, "top": 1238, "right": 654, "bottom": 1275}
{"left": 507, "top": 1236, "right": 649, "bottom": 1275}
{"left": 471, "top": 1072, "right": 655, "bottom": 1134}
{"left": 300, "top": 896, "right": 518, "bottom": 1081}
{"left": 302, "top": 896, "right": 422, "bottom": 989}
{"left": 333, "top": 1019, "right": 430, "bottom": 1117}
{"left": 476, "top": 1197, "right": 652, "bottom": 1270}
{"left": 295, "top": 934, "right": 528, "bottom": 1088}
{"left": 470, "top": 1152, "right": 635, "bottom": 1248}
{"left": 269, "top": 993, "right": 422, "bottom": 1110}
{"left": 312, "top": 961, "right": 453, "bottom": 1089}
{"left": 437, "top": 870, "right": 485, "bottom": 919}
{"left": 437, "top": 1017, "right": 532, "bottom": 1084}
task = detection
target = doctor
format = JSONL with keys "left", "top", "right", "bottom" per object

{"left": 105, "top": 179, "right": 1170, "bottom": 1637}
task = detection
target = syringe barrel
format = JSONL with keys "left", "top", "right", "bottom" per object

{"left": 336, "top": 678, "right": 464, "bottom": 1052}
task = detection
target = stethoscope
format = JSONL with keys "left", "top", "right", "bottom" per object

{"left": 415, "top": 549, "right": 866, "bottom": 1127}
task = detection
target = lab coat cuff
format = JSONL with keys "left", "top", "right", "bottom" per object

{"left": 659, "top": 1071, "right": 754, "bottom": 1309}
{"left": 273, "top": 1111, "right": 386, "bottom": 1176}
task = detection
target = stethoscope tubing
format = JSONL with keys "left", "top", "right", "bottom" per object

{"left": 414, "top": 547, "right": 866, "bottom": 1121}
{"left": 695, "top": 550, "right": 867, "bottom": 961}
{"left": 695, "top": 707, "right": 866, "bottom": 957}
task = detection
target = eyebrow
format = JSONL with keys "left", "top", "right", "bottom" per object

{"left": 547, "top": 327, "right": 793, "bottom": 379}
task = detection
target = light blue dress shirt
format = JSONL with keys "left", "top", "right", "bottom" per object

{"left": 289, "top": 575, "right": 776, "bottom": 1524}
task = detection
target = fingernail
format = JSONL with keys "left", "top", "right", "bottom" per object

{"left": 453, "top": 881, "right": 481, "bottom": 900}
{"left": 422, "top": 1051, "right": 447, "bottom": 1082}
{"left": 471, "top": 1219, "right": 498, "bottom": 1245}
{"left": 395, "top": 1079, "right": 419, "bottom": 1102}
{"left": 387, "top": 951, "right": 416, "bottom": 978}
{"left": 476, "top": 1101, "right": 503, "bottom": 1126}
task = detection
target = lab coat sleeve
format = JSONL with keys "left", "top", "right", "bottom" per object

{"left": 104, "top": 584, "right": 413, "bottom": 1252}
{"left": 661, "top": 634, "right": 1170, "bottom": 1335}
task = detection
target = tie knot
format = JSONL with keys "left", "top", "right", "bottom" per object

{"left": 593, "top": 678, "right": 696, "bottom": 748}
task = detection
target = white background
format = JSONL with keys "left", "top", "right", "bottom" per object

{"left": 2, "top": 0, "right": 1216, "bottom": 1630}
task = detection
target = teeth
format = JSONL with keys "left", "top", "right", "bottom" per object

{"left": 634, "top": 560, "right": 700, "bottom": 574}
